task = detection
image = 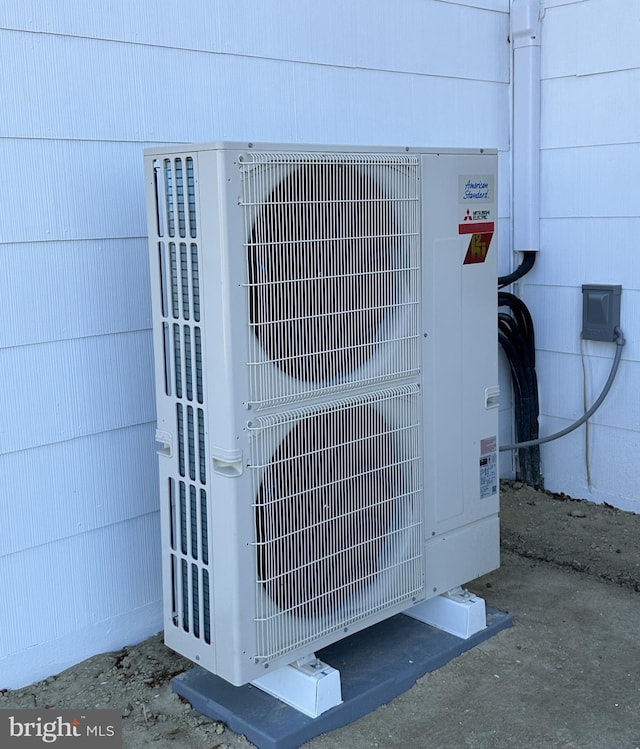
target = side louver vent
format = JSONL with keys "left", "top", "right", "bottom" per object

{"left": 154, "top": 157, "right": 211, "bottom": 646}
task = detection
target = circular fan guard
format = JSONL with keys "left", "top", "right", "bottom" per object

{"left": 248, "top": 163, "right": 397, "bottom": 382}
{"left": 255, "top": 405, "right": 397, "bottom": 617}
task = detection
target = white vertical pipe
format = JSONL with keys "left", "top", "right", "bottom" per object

{"left": 511, "top": 0, "right": 543, "bottom": 254}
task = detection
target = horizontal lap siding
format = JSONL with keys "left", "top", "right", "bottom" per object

{"left": 541, "top": 145, "right": 640, "bottom": 218}
{"left": 0, "top": 515, "right": 163, "bottom": 679}
{"left": 538, "top": 418, "right": 640, "bottom": 514}
{"left": 0, "top": 0, "right": 509, "bottom": 688}
{"left": 0, "top": 332, "right": 154, "bottom": 454}
{"left": 0, "top": 424, "right": 158, "bottom": 557}
{"left": 1, "top": 30, "right": 508, "bottom": 148}
{"left": 535, "top": 350, "right": 640, "bottom": 433}
{"left": 542, "top": 70, "right": 640, "bottom": 149}
{"left": 542, "top": 0, "right": 640, "bottom": 78}
{"left": 0, "top": 514, "right": 161, "bottom": 648}
{"left": 518, "top": 0, "right": 640, "bottom": 506}
{"left": 0, "top": 239, "right": 151, "bottom": 347}
{"left": 1, "top": 1, "right": 508, "bottom": 79}
{"left": 0, "top": 140, "right": 147, "bottom": 243}
{"left": 539, "top": 219, "right": 640, "bottom": 288}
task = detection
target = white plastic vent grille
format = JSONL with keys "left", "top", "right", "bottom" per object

{"left": 242, "top": 153, "right": 421, "bottom": 407}
{"left": 153, "top": 156, "right": 211, "bottom": 644}
{"left": 168, "top": 478, "right": 211, "bottom": 642}
{"left": 249, "top": 384, "right": 423, "bottom": 661}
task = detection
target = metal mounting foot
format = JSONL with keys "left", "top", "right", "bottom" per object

{"left": 252, "top": 654, "right": 342, "bottom": 718}
{"left": 405, "top": 587, "right": 487, "bottom": 639}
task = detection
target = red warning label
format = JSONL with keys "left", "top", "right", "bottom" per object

{"left": 458, "top": 221, "right": 494, "bottom": 235}
{"left": 458, "top": 220, "right": 494, "bottom": 264}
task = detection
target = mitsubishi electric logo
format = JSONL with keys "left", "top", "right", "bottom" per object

{"left": 2, "top": 710, "right": 121, "bottom": 748}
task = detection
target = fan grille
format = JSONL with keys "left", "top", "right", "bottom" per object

{"left": 248, "top": 163, "right": 394, "bottom": 382}
{"left": 243, "top": 153, "right": 421, "bottom": 406}
{"left": 250, "top": 386, "right": 424, "bottom": 660}
{"left": 256, "top": 405, "right": 395, "bottom": 617}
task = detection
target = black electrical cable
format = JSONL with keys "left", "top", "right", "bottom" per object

{"left": 498, "top": 290, "right": 542, "bottom": 486}
{"left": 498, "top": 326, "right": 536, "bottom": 481}
{"left": 498, "top": 250, "right": 536, "bottom": 289}
{"left": 498, "top": 294, "right": 540, "bottom": 449}
{"left": 498, "top": 292, "right": 536, "bottom": 362}
{"left": 498, "top": 321, "right": 541, "bottom": 484}
{"left": 500, "top": 327, "right": 626, "bottom": 451}
{"left": 497, "top": 251, "right": 544, "bottom": 484}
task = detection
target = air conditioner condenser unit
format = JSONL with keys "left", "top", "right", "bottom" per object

{"left": 143, "top": 142, "right": 500, "bottom": 693}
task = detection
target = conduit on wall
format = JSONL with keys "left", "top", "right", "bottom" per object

{"left": 500, "top": 0, "right": 544, "bottom": 486}
{"left": 511, "top": 0, "right": 542, "bottom": 256}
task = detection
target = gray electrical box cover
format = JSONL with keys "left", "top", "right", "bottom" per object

{"left": 582, "top": 284, "right": 622, "bottom": 342}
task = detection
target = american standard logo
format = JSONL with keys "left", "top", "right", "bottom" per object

{"left": 2, "top": 710, "right": 121, "bottom": 748}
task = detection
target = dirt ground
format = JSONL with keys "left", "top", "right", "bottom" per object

{"left": 2, "top": 480, "right": 639, "bottom": 748}
{"left": 499, "top": 480, "right": 640, "bottom": 591}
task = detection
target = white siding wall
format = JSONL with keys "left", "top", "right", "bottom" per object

{"left": 518, "top": 0, "right": 640, "bottom": 512}
{"left": 0, "top": 0, "right": 510, "bottom": 688}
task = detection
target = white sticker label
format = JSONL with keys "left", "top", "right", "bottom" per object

{"left": 459, "top": 175, "right": 494, "bottom": 204}
{"left": 480, "top": 436, "right": 498, "bottom": 499}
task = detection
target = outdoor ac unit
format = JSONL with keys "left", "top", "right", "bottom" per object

{"left": 143, "top": 142, "right": 500, "bottom": 689}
